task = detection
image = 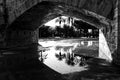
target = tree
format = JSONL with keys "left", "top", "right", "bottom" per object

{"left": 39, "top": 25, "right": 51, "bottom": 38}
{"left": 55, "top": 16, "right": 66, "bottom": 27}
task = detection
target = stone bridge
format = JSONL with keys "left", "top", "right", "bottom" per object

{"left": 0, "top": 0, "right": 119, "bottom": 65}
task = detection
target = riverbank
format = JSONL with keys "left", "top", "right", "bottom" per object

{"left": 39, "top": 37, "right": 98, "bottom": 41}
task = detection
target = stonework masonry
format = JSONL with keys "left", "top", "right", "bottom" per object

{"left": 0, "top": 0, "right": 4, "bottom": 25}
{"left": 6, "top": 0, "right": 114, "bottom": 24}
{"left": 5, "top": 29, "right": 39, "bottom": 48}
{"left": 112, "top": 0, "right": 120, "bottom": 64}
{"left": 7, "top": 0, "right": 40, "bottom": 23}
{"left": 107, "top": 1, "right": 118, "bottom": 55}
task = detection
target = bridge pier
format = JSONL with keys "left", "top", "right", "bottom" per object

{"left": 110, "top": 0, "right": 120, "bottom": 65}
{"left": 112, "top": 13, "right": 120, "bottom": 65}
{"left": 112, "top": 26, "right": 120, "bottom": 65}
{"left": 4, "top": 28, "right": 39, "bottom": 49}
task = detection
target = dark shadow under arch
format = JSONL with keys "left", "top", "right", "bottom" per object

{"left": 7, "top": 1, "right": 104, "bottom": 31}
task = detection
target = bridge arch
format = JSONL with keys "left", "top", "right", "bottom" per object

{"left": 1, "top": 0, "right": 118, "bottom": 64}
{"left": 7, "top": 1, "right": 108, "bottom": 29}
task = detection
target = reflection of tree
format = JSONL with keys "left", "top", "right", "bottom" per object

{"left": 65, "top": 52, "right": 75, "bottom": 66}
{"left": 79, "top": 57, "right": 86, "bottom": 66}
{"left": 65, "top": 59, "right": 75, "bottom": 66}
{"left": 39, "top": 50, "right": 48, "bottom": 62}
{"left": 55, "top": 52, "right": 65, "bottom": 61}
{"left": 55, "top": 49, "right": 88, "bottom": 67}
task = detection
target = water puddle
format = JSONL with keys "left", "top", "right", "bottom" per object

{"left": 38, "top": 39, "right": 99, "bottom": 74}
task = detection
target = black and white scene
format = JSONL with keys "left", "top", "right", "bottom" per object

{"left": 0, "top": 0, "right": 119, "bottom": 80}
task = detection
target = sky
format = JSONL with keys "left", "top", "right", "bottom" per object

{"left": 44, "top": 16, "right": 80, "bottom": 29}
{"left": 44, "top": 16, "right": 68, "bottom": 29}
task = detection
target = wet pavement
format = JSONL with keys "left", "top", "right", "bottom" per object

{"left": 0, "top": 38, "right": 120, "bottom": 80}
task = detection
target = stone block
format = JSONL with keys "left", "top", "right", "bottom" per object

{"left": 78, "top": 0, "right": 86, "bottom": 8}
{"left": 64, "top": 0, "right": 68, "bottom": 5}
{"left": 0, "top": 17, "right": 4, "bottom": 25}
{"left": 102, "top": 1, "right": 112, "bottom": 17}
{"left": 72, "top": 0, "right": 78, "bottom": 7}
{"left": 118, "top": 0, "right": 120, "bottom": 15}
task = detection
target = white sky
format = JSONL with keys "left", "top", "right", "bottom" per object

{"left": 44, "top": 16, "right": 68, "bottom": 29}
{"left": 44, "top": 16, "right": 80, "bottom": 29}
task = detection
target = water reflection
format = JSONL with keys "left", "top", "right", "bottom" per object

{"left": 38, "top": 39, "right": 98, "bottom": 74}
{"left": 55, "top": 49, "right": 90, "bottom": 66}
{"left": 39, "top": 51, "right": 48, "bottom": 62}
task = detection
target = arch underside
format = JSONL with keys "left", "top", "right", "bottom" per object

{"left": 8, "top": 1, "right": 109, "bottom": 31}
